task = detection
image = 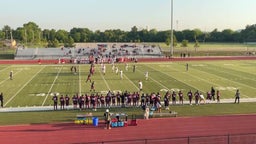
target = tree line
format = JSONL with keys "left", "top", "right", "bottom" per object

{"left": 1, "top": 21, "right": 256, "bottom": 48}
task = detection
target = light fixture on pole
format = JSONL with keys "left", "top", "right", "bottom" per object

{"left": 170, "top": 0, "right": 174, "bottom": 57}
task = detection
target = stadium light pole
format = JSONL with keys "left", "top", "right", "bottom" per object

{"left": 170, "top": 0, "right": 174, "bottom": 57}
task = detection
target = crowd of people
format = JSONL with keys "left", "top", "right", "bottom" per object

{"left": 51, "top": 86, "right": 242, "bottom": 111}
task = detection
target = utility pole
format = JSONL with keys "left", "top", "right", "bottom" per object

{"left": 170, "top": 0, "right": 174, "bottom": 57}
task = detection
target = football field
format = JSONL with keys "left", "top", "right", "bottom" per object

{"left": 0, "top": 60, "right": 256, "bottom": 107}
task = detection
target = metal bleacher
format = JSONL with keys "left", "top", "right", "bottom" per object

{"left": 15, "top": 44, "right": 163, "bottom": 60}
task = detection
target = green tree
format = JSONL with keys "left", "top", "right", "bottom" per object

{"left": 64, "top": 36, "right": 75, "bottom": 47}
{"left": 194, "top": 40, "right": 200, "bottom": 52}
{"left": 181, "top": 39, "right": 189, "bottom": 47}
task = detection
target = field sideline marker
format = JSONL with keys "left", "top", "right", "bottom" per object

{"left": 4, "top": 66, "right": 46, "bottom": 107}
{"left": 42, "top": 66, "right": 63, "bottom": 106}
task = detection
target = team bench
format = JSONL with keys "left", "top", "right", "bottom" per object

{"left": 151, "top": 111, "right": 178, "bottom": 118}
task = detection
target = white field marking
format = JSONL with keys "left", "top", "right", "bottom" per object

{"left": 184, "top": 66, "right": 251, "bottom": 98}
{"left": 0, "top": 66, "right": 11, "bottom": 73}
{"left": 136, "top": 68, "right": 169, "bottom": 91}
{"left": 4, "top": 66, "right": 46, "bottom": 107}
{"left": 96, "top": 65, "right": 111, "bottom": 90}
{"left": 79, "top": 65, "right": 81, "bottom": 96}
{"left": 50, "top": 92, "right": 60, "bottom": 96}
{"left": 0, "top": 69, "right": 23, "bottom": 85}
{"left": 152, "top": 63, "right": 252, "bottom": 98}
{"left": 146, "top": 64, "right": 203, "bottom": 92}
{"left": 215, "top": 87, "right": 237, "bottom": 91}
{"left": 208, "top": 64, "right": 256, "bottom": 82}
{"left": 197, "top": 64, "right": 256, "bottom": 90}
{"left": 100, "top": 91, "right": 108, "bottom": 94}
{"left": 42, "top": 66, "right": 63, "bottom": 106}
{"left": 122, "top": 73, "right": 139, "bottom": 91}
{"left": 113, "top": 90, "right": 122, "bottom": 94}
{"left": 223, "top": 64, "right": 234, "bottom": 66}
{"left": 191, "top": 64, "right": 206, "bottom": 67}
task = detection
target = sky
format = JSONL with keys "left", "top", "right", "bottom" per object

{"left": 1, "top": 0, "right": 256, "bottom": 32}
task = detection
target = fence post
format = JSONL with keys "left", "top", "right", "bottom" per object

{"left": 188, "top": 136, "right": 190, "bottom": 144}
{"left": 145, "top": 139, "right": 147, "bottom": 144}
{"left": 227, "top": 134, "right": 230, "bottom": 144}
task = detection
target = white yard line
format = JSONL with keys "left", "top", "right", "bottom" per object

{"left": 96, "top": 65, "right": 111, "bottom": 90}
{"left": 146, "top": 64, "right": 206, "bottom": 92}
{"left": 4, "top": 66, "right": 46, "bottom": 107}
{"left": 122, "top": 73, "right": 139, "bottom": 90}
{"left": 42, "top": 66, "right": 63, "bottom": 106}
{"left": 0, "top": 66, "right": 10, "bottom": 73}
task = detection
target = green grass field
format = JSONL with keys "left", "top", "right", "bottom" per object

{"left": 1, "top": 60, "right": 256, "bottom": 107}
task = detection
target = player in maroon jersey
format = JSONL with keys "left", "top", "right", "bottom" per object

{"left": 52, "top": 94, "right": 58, "bottom": 110}
{"left": 187, "top": 90, "right": 193, "bottom": 105}
{"left": 65, "top": 94, "right": 70, "bottom": 108}
{"left": 90, "top": 81, "right": 95, "bottom": 92}
{"left": 217, "top": 90, "right": 221, "bottom": 103}
{"left": 171, "top": 91, "right": 177, "bottom": 105}
{"left": 178, "top": 90, "right": 184, "bottom": 105}
{"left": 116, "top": 92, "right": 121, "bottom": 106}
{"left": 86, "top": 73, "right": 92, "bottom": 83}
{"left": 60, "top": 95, "right": 65, "bottom": 110}
{"left": 194, "top": 90, "right": 200, "bottom": 105}
{"left": 72, "top": 95, "right": 78, "bottom": 109}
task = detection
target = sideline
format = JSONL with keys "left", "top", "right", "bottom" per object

{"left": 1, "top": 98, "right": 256, "bottom": 112}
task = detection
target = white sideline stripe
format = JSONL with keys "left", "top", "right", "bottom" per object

{"left": 79, "top": 65, "right": 81, "bottom": 96}
{"left": 136, "top": 69, "right": 169, "bottom": 90}
{"left": 96, "top": 65, "right": 111, "bottom": 90}
{"left": 42, "top": 66, "right": 63, "bottom": 106}
{"left": 4, "top": 66, "right": 46, "bottom": 107}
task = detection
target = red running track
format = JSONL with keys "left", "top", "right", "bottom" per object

{"left": 0, "top": 114, "right": 256, "bottom": 144}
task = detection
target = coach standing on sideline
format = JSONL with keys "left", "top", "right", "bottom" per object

{"left": 234, "top": 89, "right": 240, "bottom": 104}
{"left": 0, "top": 92, "right": 3, "bottom": 108}
{"left": 52, "top": 94, "right": 58, "bottom": 110}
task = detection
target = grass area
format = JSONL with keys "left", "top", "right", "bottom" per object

{"left": 159, "top": 42, "right": 256, "bottom": 56}
{"left": 0, "top": 60, "right": 256, "bottom": 107}
{"left": 0, "top": 60, "right": 256, "bottom": 125}
{"left": 1, "top": 103, "right": 256, "bottom": 125}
